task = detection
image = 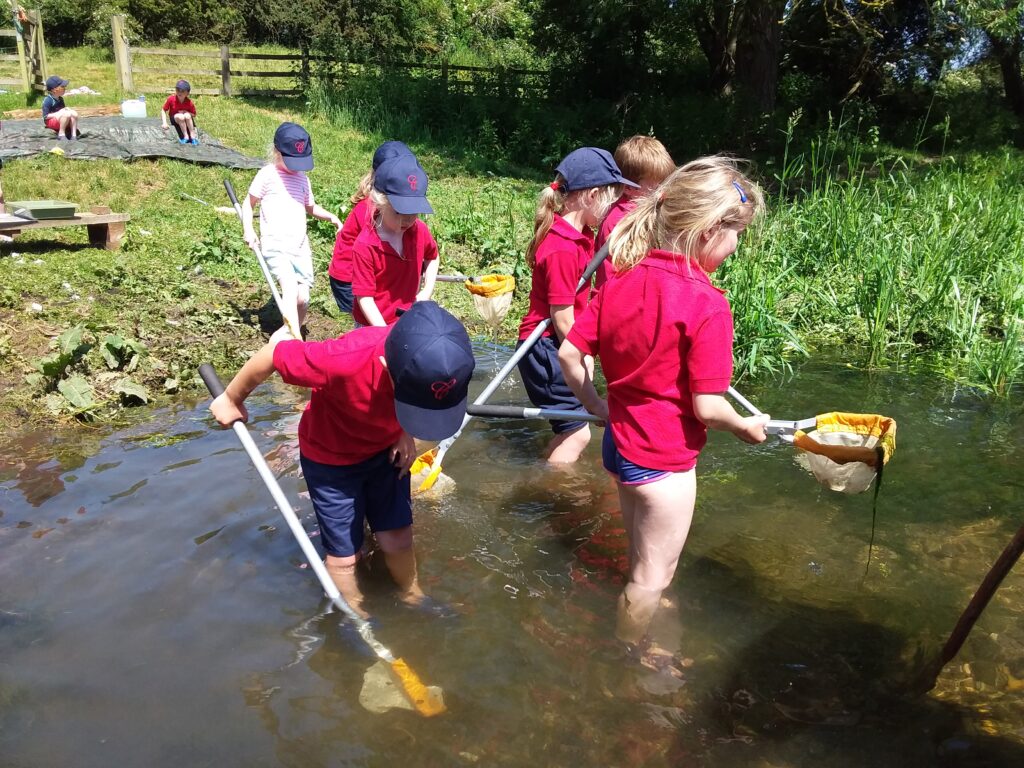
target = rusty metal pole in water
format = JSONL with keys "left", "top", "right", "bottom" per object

{"left": 917, "top": 521, "right": 1024, "bottom": 693}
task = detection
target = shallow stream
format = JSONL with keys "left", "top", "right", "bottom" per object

{"left": 2, "top": 349, "right": 1023, "bottom": 767}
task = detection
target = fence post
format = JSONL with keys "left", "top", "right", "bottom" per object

{"left": 15, "top": 27, "right": 30, "bottom": 92}
{"left": 220, "top": 45, "right": 231, "bottom": 97}
{"left": 110, "top": 15, "right": 133, "bottom": 93}
{"left": 300, "top": 42, "right": 310, "bottom": 89}
{"left": 441, "top": 60, "right": 448, "bottom": 95}
{"left": 28, "top": 9, "right": 48, "bottom": 90}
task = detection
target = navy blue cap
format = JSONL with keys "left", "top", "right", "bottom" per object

{"left": 372, "top": 141, "right": 414, "bottom": 172}
{"left": 273, "top": 122, "right": 313, "bottom": 172}
{"left": 374, "top": 155, "right": 433, "bottom": 215}
{"left": 385, "top": 301, "right": 475, "bottom": 441}
{"left": 45, "top": 75, "right": 69, "bottom": 91}
{"left": 555, "top": 147, "right": 639, "bottom": 192}
{"left": 175, "top": 79, "right": 191, "bottom": 91}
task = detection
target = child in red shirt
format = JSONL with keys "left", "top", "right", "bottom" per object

{"left": 516, "top": 147, "right": 637, "bottom": 464}
{"left": 161, "top": 79, "right": 198, "bottom": 145}
{"left": 210, "top": 301, "right": 475, "bottom": 617}
{"left": 593, "top": 135, "right": 675, "bottom": 292}
{"left": 329, "top": 141, "right": 414, "bottom": 318}
{"left": 351, "top": 154, "right": 440, "bottom": 327}
{"left": 559, "top": 156, "right": 769, "bottom": 662}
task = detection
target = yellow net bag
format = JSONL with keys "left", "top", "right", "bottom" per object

{"left": 792, "top": 412, "right": 897, "bottom": 494}
{"left": 466, "top": 275, "right": 515, "bottom": 331}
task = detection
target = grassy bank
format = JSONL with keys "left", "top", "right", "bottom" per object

{"left": 1, "top": 48, "right": 1021, "bottom": 427}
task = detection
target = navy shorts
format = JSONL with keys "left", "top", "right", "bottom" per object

{"left": 330, "top": 277, "right": 354, "bottom": 314}
{"left": 602, "top": 428, "right": 670, "bottom": 486}
{"left": 300, "top": 451, "right": 412, "bottom": 558}
{"left": 516, "top": 336, "right": 587, "bottom": 435}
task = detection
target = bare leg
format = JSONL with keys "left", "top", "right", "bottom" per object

{"left": 376, "top": 526, "right": 426, "bottom": 605}
{"left": 185, "top": 114, "right": 197, "bottom": 140}
{"left": 57, "top": 113, "right": 70, "bottom": 139}
{"left": 546, "top": 423, "right": 591, "bottom": 464}
{"left": 325, "top": 553, "right": 369, "bottom": 618}
{"left": 69, "top": 112, "right": 78, "bottom": 138}
{"left": 276, "top": 270, "right": 302, "bottom": 336}
{"left": 296, "top": 284, "right": 310, "bottom": 326}
{"left": 615, "top": 470, "right": 696, "bottom": 645}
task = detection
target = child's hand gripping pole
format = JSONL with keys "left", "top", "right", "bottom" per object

{"left": 412, "top": 242, "right": 612, "bottom": 493}
{"left": 223, "top": 179, "right": 302, "bottom": 340}
{"left": 199, "top": 363, "right": 446, "bottom": 717}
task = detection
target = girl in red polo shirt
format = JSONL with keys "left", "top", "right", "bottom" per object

{"left": 328, "top": 141, "right": 414, "bottom": 319}
{"left": 516, "top": 147, "right": 637, "bottom": 463}
{"left": 559, "top": 156, "right": 770, "bottom": 662}
{"left": 351, "top": 154, "right": 440, "bottom": 327}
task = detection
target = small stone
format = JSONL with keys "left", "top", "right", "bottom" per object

{"left": 28, "top": 302, "right": 43, "bottom": 313}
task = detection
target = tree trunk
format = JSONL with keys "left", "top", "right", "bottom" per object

{"left": 988, "top": 33, "right": 1024, "bottom": 120}
{"left": 692, "top": 0, "right": 738, "bottom": 97}
{"left": 735, "top": 0, "right": 784, "bottom": 112}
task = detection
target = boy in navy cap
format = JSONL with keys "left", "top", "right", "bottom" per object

{"left": 351, "top": 153, "right": 441, "bottom": 327}
{"left": 210, "top": 301, "right": 475, "bottom": 616}
{"left": 42, "top": 75, "right": 78, "bottom": 140}
{"left": 242, "top": 122, "right": 342, "bottom": 334}
{"left": 161, "top": 79, "right": 199, "bottom": 145}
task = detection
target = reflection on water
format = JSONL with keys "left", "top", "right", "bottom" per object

{"left": 1, "top": 356, "right": 1023, "bottom": 767}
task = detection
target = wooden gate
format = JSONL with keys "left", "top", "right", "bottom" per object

{"left": 5, "top": 7, "right": 48, "bottom": 93}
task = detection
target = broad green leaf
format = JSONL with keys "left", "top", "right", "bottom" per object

{"left": 57, "top": 325, "right": 85, "bottom": 356}
{"left": 58, "top": 375, "right": 96, "bottom": 409}
{"left": 116, "top": 379, "right": 149, "bottom": 405}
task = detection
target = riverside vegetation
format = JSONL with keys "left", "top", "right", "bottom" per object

{"left": 0, "top": 47, "right": 1021, "bottom": 426}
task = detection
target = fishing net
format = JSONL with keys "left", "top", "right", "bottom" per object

{"left": 466, "top": 275, "right": 515, "bottom": 330}
{"left": 791, "top": 412, "right": 897, "bottom": 494}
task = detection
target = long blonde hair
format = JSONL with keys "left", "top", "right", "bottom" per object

{"left": 609, "top": 156, "right": 764, "bottom": 273}
{"left": 526, "top": 176, "right": 619, "bottom": 269}
{"left": 351, "top": 170, "right": 374, "bottom": 205}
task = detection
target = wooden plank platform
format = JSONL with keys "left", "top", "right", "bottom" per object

{"left": 0, "top": 207, "right": 131, "bottom": 249}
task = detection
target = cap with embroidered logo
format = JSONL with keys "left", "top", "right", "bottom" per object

{"left": 373, "top": 154, "right": 433, "bottom": 215}
{"left": 273, "top": 122, "right": 314, "bottom": 172}
{"left": 372, "top": 140, "right": 414, "bottom": 172}
{"left": 384, "top": 301, "right": 474, "bottom": 441}
{"left": 555, "top": 147, "right": 639, "bottom": 192}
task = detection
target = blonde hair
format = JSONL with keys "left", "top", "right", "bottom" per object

{"left": 609, "top": 155, "right": 765, "bottom": 273}
{"left": 614, "top": 135, "right": 675, "bottom": 187}
{"left": 351, "top": 170, "right": 373, "bottom": 205}
{"left": 526, "top": 176, "right": 619, "bottom": 269}
{"left": 368, "top": 188, "right": 391, "bottom": 226}
{"left": 267, "top": 145, "right": 283, "bottom": 165}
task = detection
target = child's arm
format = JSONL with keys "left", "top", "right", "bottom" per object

{"left": 356, "top": 296, "right": 388, "bottom": 327}
{"left": 241, "top": 193, "right": 260, "bottom": 249}
{"left": 416, "top": 257, "right": 439, "bottom": 302}
{"left": 161, "top": 106, "right": 170, "bottom": 130}
{"left": 306, "top": 203, "right": 343, "bottom": 233}
{"left": 558, "top": 338, "right": 608, "bottom": 422}
{"left": 550, "top": 305, "right": 575, "bottom": 343}
{"left": 210, "top": 328, "right": 292, "bottom": 426}
{"left": 692, "top": 393, "right": 768, "bottom": 445}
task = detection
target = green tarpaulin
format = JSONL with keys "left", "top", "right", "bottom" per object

{"left": 0, "top": 117, "right": 263, "bottom": 169}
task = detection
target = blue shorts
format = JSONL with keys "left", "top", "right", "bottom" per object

{"left": 300, "top": 451, "right": 412, "bottom": 558}
{"left": 602, "top": 428, "right": 670, "bottom": 486}
{"left": 516, "top": 336, "right": 587, "bottom": 435}
{"left": 330, "top": 277, "right": 354, "bottom": 314}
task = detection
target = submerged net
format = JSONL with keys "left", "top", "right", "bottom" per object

{"left": 466, "top": 275, "right": 515, "bottom": 331}
{"left": 792, "top": 412, "right": 897, "bottom": 494}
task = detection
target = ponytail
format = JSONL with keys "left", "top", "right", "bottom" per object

{"left": 526, "top": 180, "right": 565, "bottom": 269}
{"left": 609, "top": 194, "right": 660, "bottom": 272}
{"left": 351, "top": 170, "right": 373, "bottom": 205}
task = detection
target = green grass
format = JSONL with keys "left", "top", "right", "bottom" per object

{"left": 1, "top": 46, "right": 1022, "bottom": 426}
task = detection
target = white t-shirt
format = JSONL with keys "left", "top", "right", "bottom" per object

{"left": 247, "top": 164, "right": 314, "bottom": 256}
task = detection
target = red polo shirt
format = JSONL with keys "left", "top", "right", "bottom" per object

{"left": 517, "top": 214, "right": 595, "bottom": 341}
{"left": 328, "top": 197, "right": 372, "bottom": 283}
{"left": 350, "top": 219, "right": 439, "bottom": 326}
{"left": 567, "top": 249, "right": 734, "bottom": 472}
{"left": 162, "top": 95, "right": 196, "bottom": 115}
{"left": 593, "top": 195, "right": 636, "bottom": 291}
{"left": 272, "top": 328, "right": 401, "bottom": 465}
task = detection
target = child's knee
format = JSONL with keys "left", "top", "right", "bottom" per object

{"left": 376, "top": 526, "right": 414, "bottom": 552}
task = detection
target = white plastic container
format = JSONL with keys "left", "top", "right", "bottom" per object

{"left": 121, "top": 99, "right": 147, "bottom": 119}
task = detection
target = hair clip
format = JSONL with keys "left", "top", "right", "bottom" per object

{"left": 732, "top": 181, "right": 748, "bottom": 203}
{"left": 549, "top": 181, "right": 562, "bottom": 192}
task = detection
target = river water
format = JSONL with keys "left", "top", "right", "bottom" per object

{"left": 2, "top": 350, "right": 1023, "bottom": 767}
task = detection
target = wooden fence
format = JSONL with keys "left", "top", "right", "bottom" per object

{"left": 1, "top": 9, "right": 47, "bottom": 93}
{"left": 111, "top": 16, "right": 547, "bottom": 99}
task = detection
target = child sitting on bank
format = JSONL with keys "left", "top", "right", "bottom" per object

{"left": 593, "top": 135, "right": 675, "bottom": 291}
{"left": 351, "top": 154, "right": 440, "bottom": 327}
{"left": 328, "top": 141, "right": 414, "bottom": 318}
{"left": 210, "top": 301, "right": 476, "bottom": 617}
{"left": 558, "top": 156, "right": 769, "bottom": 665}
{"left": 516, "top": 147, "right": 637, "bottom": 464}
{"left": 42, "top": 76, "right": 78, "bottom": 140}
{"left": 242, "top": 122, "right": 343, "bottom": 335}
{"left": 161, "top": 79, "right": 198, "bottom": 145}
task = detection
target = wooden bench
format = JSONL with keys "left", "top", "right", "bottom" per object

{"left": 0, "top": 206, "right": 131, "bottom": 250}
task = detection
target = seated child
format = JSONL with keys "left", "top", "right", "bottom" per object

{"left": 161, "top": 79, "right": 198, "bottom": 145}
{"left": 593, "top": 135, "right": 675, "bottom": 291}
{"left": 42, "top": 76, "right": 78, "bottom": 140}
